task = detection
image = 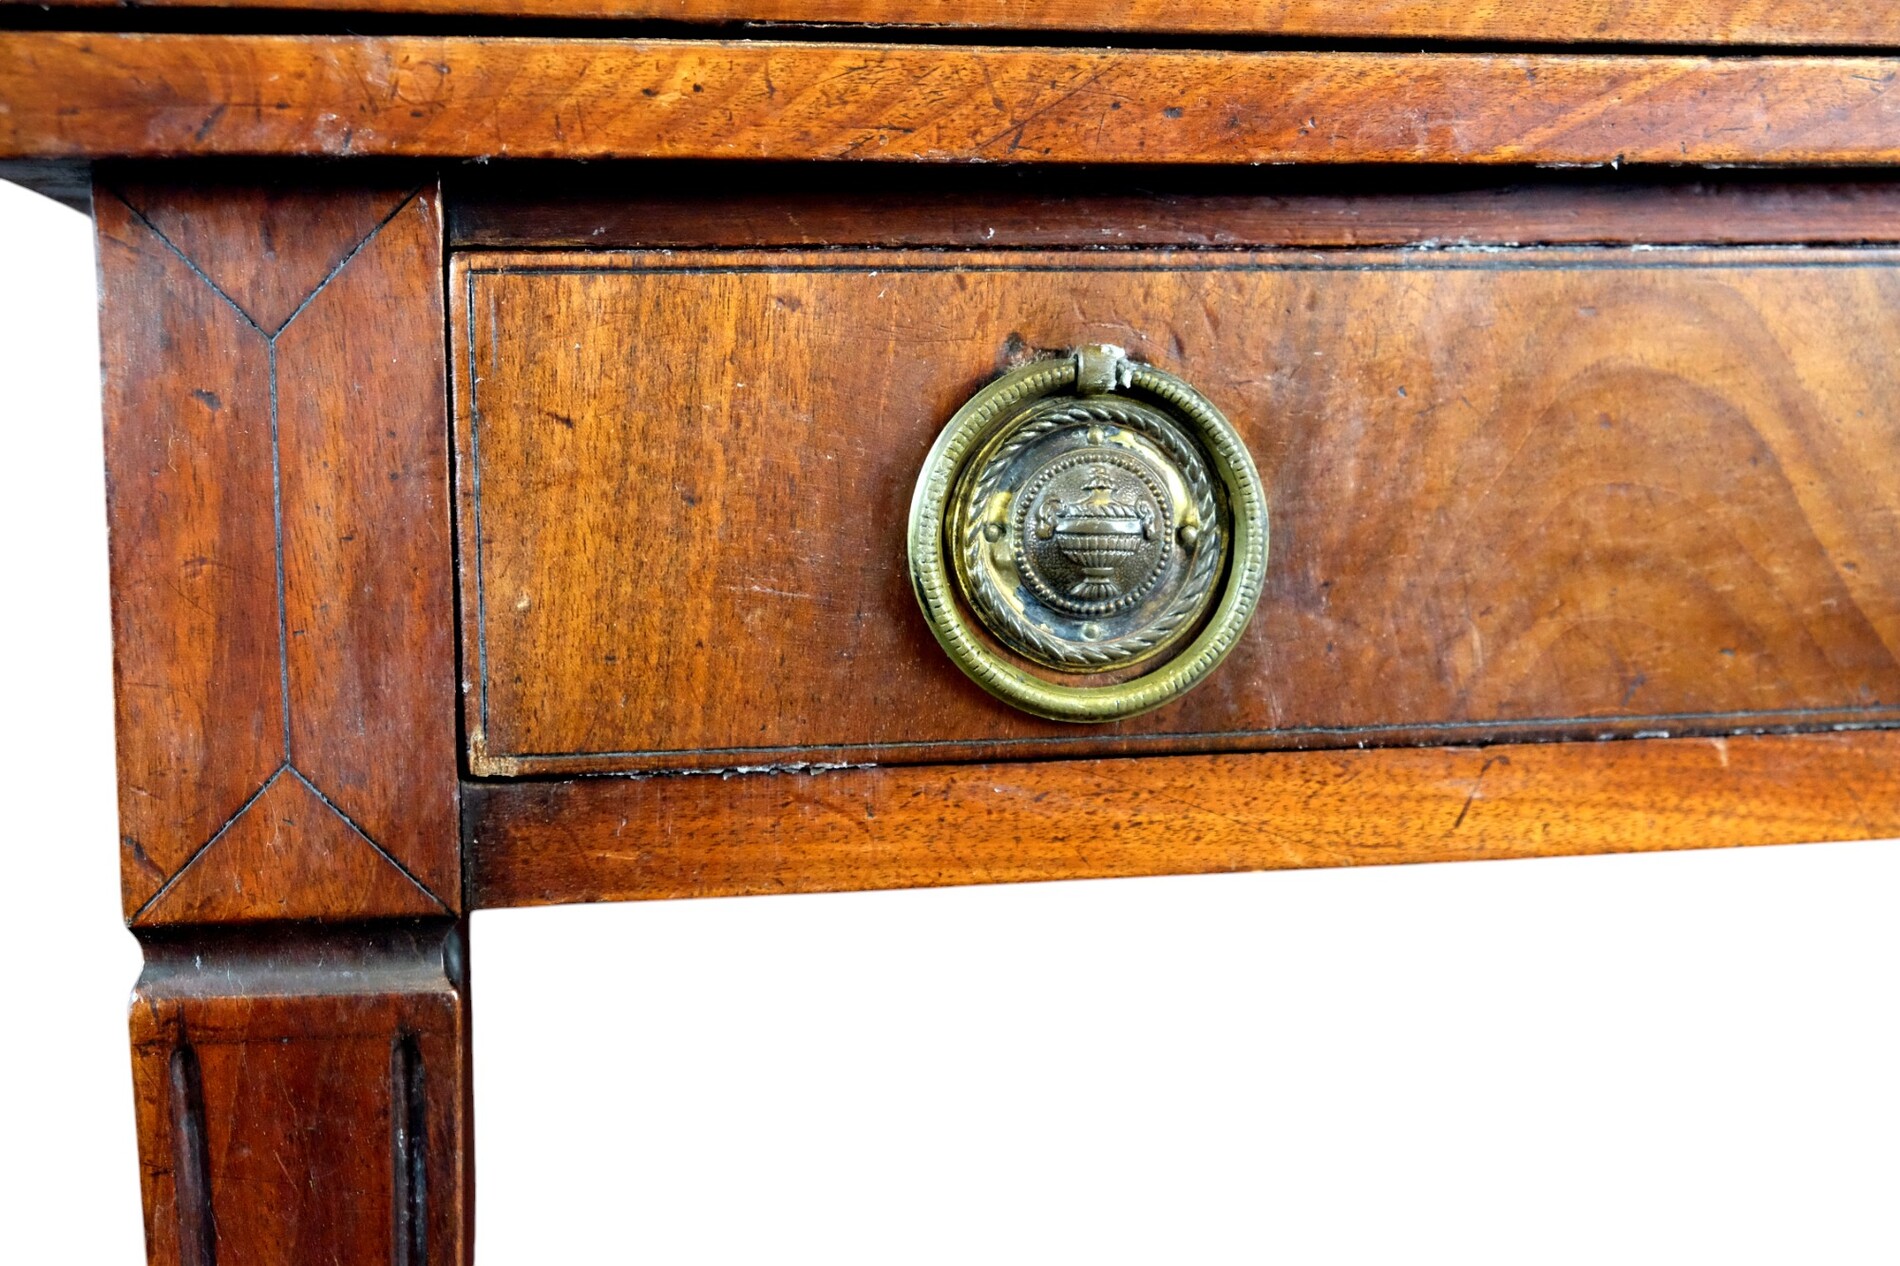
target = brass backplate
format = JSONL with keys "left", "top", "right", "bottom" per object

{"left": 909, "top": 344, "right": 1268, "bottom": 723}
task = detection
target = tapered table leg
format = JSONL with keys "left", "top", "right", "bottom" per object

{"left": 95, "top": 170, "right": 468, "bottom": 1263}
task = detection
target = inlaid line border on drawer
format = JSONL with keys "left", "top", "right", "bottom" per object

{"left": 454, "top": 246, "right": 1900, "bottom": 776}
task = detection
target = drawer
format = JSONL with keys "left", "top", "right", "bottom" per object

{"left": 452, "top": 245, "right": 1900, "bottom": 776}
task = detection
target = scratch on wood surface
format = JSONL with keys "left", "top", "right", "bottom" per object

{"left": 1450, "top": 754, "right": 1510, "bottom": 832}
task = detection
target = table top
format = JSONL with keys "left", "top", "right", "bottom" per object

{"left": 3, "top": 0, "right": 1894, "bottom": 44}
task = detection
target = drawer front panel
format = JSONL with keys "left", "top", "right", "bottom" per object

{"left": 454, "top": 248, "right": 1900, "bottom": 775}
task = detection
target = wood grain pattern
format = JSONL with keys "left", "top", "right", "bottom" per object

{"left": 276, "top": 189, "right": 461, "bottom": 906}
{"left": 133, "top": 772, "right": 448, "bottom": 924}
{"left": 114, "top": 176, "right": 413, "bottom": 334}
{"left": 99, "top": 190, "right": 285, "bottom": 909}
{"left": 7, "top": 0, "right": 1896, "bottom": 46}
{"left": 456, "top": 246, "right": 1900, "bottom": 775}
{"left": 467, "top": 732, "right": 1900, "bottom": 907}
{"left": 130, "top": 922, "right": 470, "bottom": 1265}
{"left": 14, "top": 37, "right": 1900, "bottom": 165}
{"left": 99, "top": 177, "right": 460, "bottom": 923}
{"left": 454, "top": 174, "right": 1900, "bottom": 253}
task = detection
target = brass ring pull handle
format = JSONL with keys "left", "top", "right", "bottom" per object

{"left": 908, "top": 344, "right": 1269, "bottom": 723}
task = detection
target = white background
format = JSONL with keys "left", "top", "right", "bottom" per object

{"left": 5, "top": 177, "right": 1900, "bottom": 1263}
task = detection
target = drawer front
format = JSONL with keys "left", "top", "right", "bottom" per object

{"left": 454, "top": 247, "right": 1900, "bottom": 775}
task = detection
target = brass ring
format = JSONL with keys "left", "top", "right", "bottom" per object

{"left": 907, "top": 345, "right": 1268, "bottom": 723}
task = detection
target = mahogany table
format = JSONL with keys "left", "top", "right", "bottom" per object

{"left": 9, "top": 4, "right": 1900, "bottom": 1260}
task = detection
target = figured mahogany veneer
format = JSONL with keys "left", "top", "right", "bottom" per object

{"left": 16, "top": 0, "right": 1900, "bottom": 1242}
{"left": 455, "top": 244, "right": 1900, "bottom": 775}
{"left": 96, "top": 169, "right": 473, "bottom": 1266}
{"left": 99, "top": 175, "right": 461, "bottom": 924}
{"left": 12, "top": 38, "right": 1900, "bottom": 166}
{"left": 467, "top": 731, "right": 1900, "bottom": 907}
